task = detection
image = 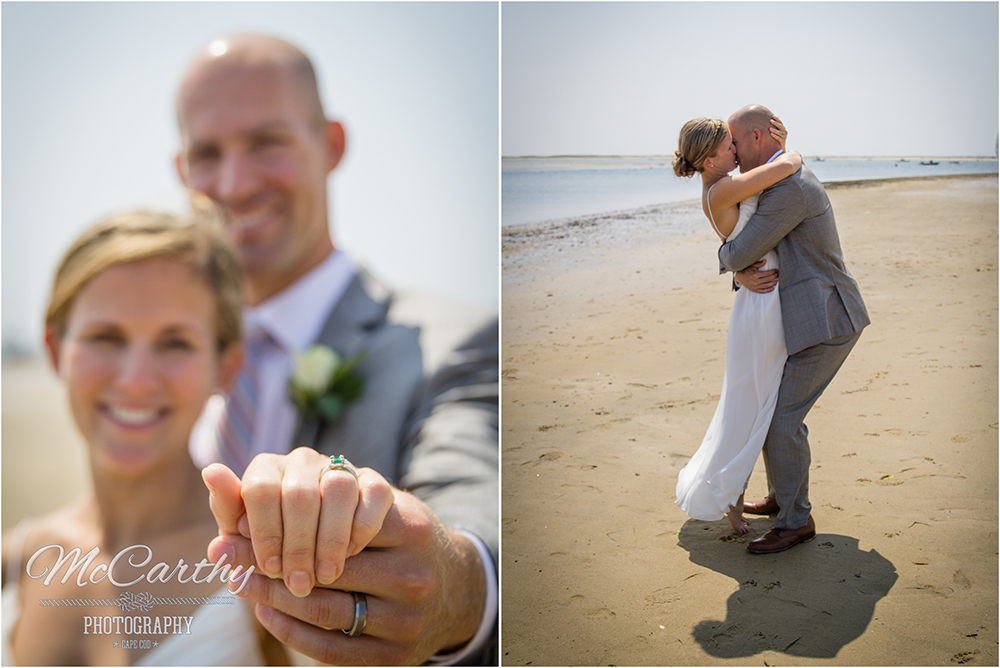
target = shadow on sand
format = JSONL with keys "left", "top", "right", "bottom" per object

{"left": 677, "top": 517, "right": 897, "bottom": 659}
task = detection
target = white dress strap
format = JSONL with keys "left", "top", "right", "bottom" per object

{"left": 706, "top": 183, "right": 726, "bottom": 241}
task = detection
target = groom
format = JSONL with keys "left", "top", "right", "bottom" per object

{"left": 177, "top": 34, "right": 498, "bottom": 663}
{"left": 719, "top": 104, "right": 869, "bottom": 554}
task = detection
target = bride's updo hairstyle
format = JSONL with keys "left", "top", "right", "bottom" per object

{"left": 45, "top": 192, "right": 244, "bottom": 352}
{"left": 673, "top": 118, "right": 728, "bottom": 178}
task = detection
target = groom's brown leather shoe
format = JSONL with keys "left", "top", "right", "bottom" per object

{"left": 743, "top": 497, "right": 780, "bottom": 515}
{"left": 747, "top": 516, "right": 816, "bottom": 554}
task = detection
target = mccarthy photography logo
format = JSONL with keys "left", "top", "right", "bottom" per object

{"left": 25, "top": 543, "right": 254, "bottom": 642}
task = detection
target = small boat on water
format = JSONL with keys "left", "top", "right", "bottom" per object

{"left": 899, "top": 158, "right": 909, "bottom": 163}
{"left": 920, "top": 160, "right": 939, "bottom": 166}
{"left": 813, "top": 157, "right": 825, "bottom": 162}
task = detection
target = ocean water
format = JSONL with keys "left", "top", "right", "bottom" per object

{"left": 502, "top": 157, "right": 999, "bottom": 228}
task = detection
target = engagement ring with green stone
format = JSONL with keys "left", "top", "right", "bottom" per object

{"left": 325, "top": 454, "right": 359, "bottom": 484}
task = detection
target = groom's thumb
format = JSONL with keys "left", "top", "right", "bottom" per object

{"left": 207, "top": 534, "right": 258, "bottom": 574}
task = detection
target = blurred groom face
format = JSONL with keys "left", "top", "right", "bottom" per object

{"left": 726, "top": 117, "right": 761, "bottom": 174}
{"left": 175, "top": 56, "right": 344, "bottom": 303}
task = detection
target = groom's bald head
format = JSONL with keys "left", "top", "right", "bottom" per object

{"left": 728, "top": 104, "right": 781, "bottom": 173}
{"left": 176, "top": 33, "right": 327, "bottom": 135}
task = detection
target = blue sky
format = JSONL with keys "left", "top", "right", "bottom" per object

{"left": 503, "top": 2, "right": 999, "bottom": 157}
{"left": 3, "top": 2, "right": 499, "bottom": 354}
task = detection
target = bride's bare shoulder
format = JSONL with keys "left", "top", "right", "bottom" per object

{"left": 707, "top": 175, "right": 733, "bottom": 196}
{"left": 2, "top": 502, "right": 94, "bottom": 581}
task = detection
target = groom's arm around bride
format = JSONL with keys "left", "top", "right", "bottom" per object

{"left": 717, "top": 106, "right": 869, "bottom": 357}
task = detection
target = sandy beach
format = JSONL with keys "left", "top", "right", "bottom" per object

{"left": 2, "top": 357, "right": 92, "bottom": 531}
{"left": 501, "top": 175, "right": 998, "bottom": 665}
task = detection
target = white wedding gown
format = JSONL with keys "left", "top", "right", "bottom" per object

{"left": 675, "top": 192, "right": 788, "bottom": 521}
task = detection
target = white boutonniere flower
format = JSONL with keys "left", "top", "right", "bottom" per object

{"left": 289, "top": 345, "right": 365, "bottom": 423}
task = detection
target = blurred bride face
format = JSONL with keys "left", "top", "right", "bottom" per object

{"left": 47, "top": 257, "right": 238, "bottom": 474}
{"left": 707, "top": 130, "right": 738, "bottom": 173}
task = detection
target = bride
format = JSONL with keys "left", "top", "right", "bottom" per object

{"left": 1, "top": 198, "right": 392, "bottom": 665}
{"left": 672, "top": 116, "right": 801, "bottom": 535}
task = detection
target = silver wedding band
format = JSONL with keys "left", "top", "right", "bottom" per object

{"left": 344, "top": 591, "right": 367, "bottom": 637}
{"left": 324, "top": 454, "right": 359, "bottom": 484}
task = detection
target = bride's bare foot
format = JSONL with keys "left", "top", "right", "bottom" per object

{"left": 726, "top": 494, "right": 750, "bottom": 535}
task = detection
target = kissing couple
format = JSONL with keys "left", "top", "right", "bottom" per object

{"left": 672, "top": 104, "right": 870, "bottom": 554}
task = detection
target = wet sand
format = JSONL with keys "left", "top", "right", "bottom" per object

{"left": 501, "top": 174, "right": 998, "bottom": 665}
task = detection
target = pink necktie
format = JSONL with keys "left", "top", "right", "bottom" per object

{"left": 216, "top": 328, "right": 274, "bottom": 476}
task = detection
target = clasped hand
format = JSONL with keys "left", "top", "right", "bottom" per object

{"left": 202, "top": 448, "right": 486, "bottom": 665}
{"left": 735, "top": 260, "right": 778, "bottom": 293}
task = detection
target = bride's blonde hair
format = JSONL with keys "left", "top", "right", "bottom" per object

{"left": 672, "top": 118, "right": 728, "bottom": 177}
{"left": 45, "top": 193, "right": 243, "bottom": 352}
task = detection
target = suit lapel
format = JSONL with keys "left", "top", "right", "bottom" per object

{"left": 291, "top": 269, "right": 391, "bottom": 450}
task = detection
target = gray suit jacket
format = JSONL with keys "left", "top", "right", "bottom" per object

{"left": 291, "top": 268, "right": 499, "bottom": 568}
{"left": 718, "top": 165, "right": 870, "bottom": 355}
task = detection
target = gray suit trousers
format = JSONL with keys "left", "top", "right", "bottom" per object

{"left": 765, "top": 330, "right": 862, "bottom": 530}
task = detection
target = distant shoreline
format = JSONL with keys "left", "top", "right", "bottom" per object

{"left": 502, "top": 172, "right": 998, "bottom": 246}
{"left": 503, "top": 155, "right": 998, "bottom": 161}
{"left": 822, "top": 171, "right": 999, "bottom": 189}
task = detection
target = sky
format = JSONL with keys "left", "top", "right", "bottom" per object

{"left": 2, "top": 2, "right": 498, "bottom": 355}
{"left": 502, "top": 2, "right": 999, "bottom": 158}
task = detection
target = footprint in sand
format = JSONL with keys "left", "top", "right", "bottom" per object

{"left": 951, "top": 434, "right": 971, "bottom": 443}
{"left": 644, "top": 587, "right": 679, "bottom": 605}
{"left": 538, "top": 451, "right": 563, "bottom": 461}
{"left": 952, "top": 650, "right": 980, "bottom": 664}
{"left": 913, "top": 582, "right": 955, "bottom": 597}
{"left": 585, "top": 607, "right": 616, "bottom": 620}
{"left": 559, "top": 483, "right": 603, "bottom": 494}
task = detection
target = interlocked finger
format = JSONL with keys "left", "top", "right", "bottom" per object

{"left": 280, "top": 451, "right": 325, "bottom": 596}
{"left": 241, "top": 454, "right": 288, "bottom": 581}
{"left": 315, "top": 456, "right": 362, "bottom": 584}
